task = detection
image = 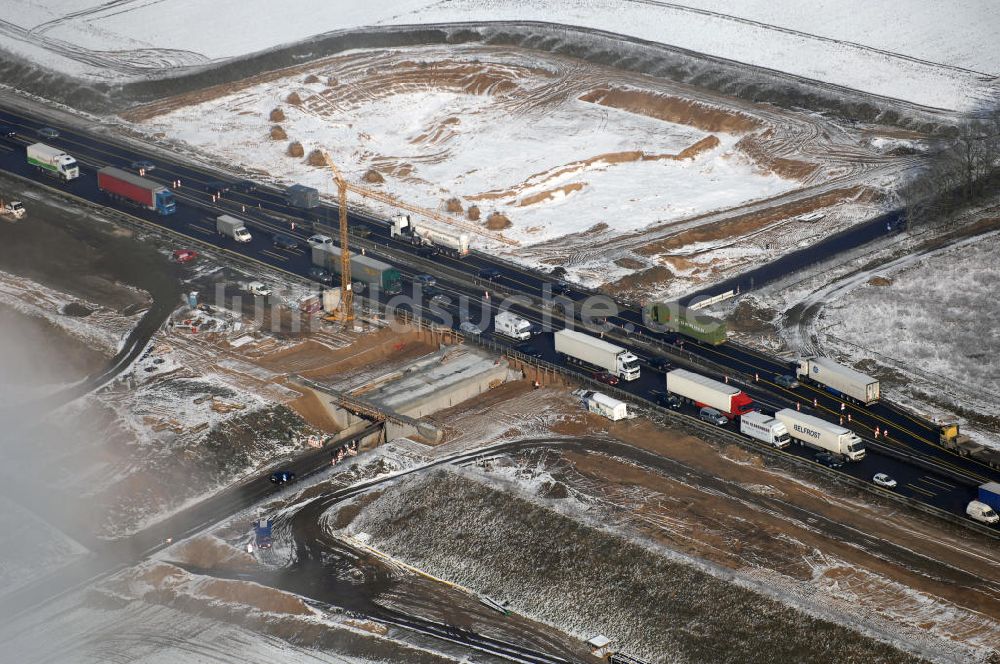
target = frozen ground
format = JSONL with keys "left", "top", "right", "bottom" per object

{"left": 1, "top": 0, "right": 997, "bottom": 110}
{"left": 737, "top": 212, "right": 1000, "bottom": 450}
{"left": 0, "top": 494, "right": 87, "bottom": 593}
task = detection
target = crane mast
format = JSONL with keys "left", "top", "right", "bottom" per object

{"left": 322, "top": 152, "right": 353, "bottom": 323}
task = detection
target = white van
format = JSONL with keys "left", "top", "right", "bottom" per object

{"left": 967, "top": 500, "right": 999, "bottom": 524}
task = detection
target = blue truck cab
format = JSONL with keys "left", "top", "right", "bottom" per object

{"left": 155, "top": 189, "right": 176, "bottom": 215}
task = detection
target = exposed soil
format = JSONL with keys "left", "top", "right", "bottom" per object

{"left": 269, "top": 125, "right": 287, "bottom": 140}
{"left": 518, "top": 182, "right": 584, "bottom": 207}
{"left": 579, "top": 86, "right": 761, "bottom": 133}
{"left": 362, "top": 169, "right": 384, "bottom": 184}
{"left": 736, "top": 131, "right": 818, "bottom": 180}
{"left": 485, "top": 212, "right": 512, "bottom": 230}
{"left": 636, "top": 186, "right": 867, "bottom": 256}
{"left": 269, "top": 107, "right": 285, "bottom": 122}
{"left": 287, "top": 141, "right": 304, "bottom": 158}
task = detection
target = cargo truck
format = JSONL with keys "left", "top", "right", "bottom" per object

{"left": 285, "top": 183, "right": 319, "bottom": 208}
{"left": 938, "top": 420, "right": 1000, "bottom": 470}
{"left": 646, "top": 302, "right": 726, "bottom": 345}
{"left": 216, "top": 214, "right": 252, "bottom": 242}
{"left": 495, "top": 311, "right": 534, "bottom": 341}
{"left": 774, "top": 408, "right": 866, "bottom": 461}
{"left": 312, "top": 243, "right": 402, "bottom": 293}
{"left": 391, "top": 214, "right": 470, "bottom": 258}
{"left": 740, "top": 411, "right": 790, "bottom": 448}
{"left": 555, "top": 328, "right": 641, "bottom": 381}
{"left": 796, "top": 356, "right": 880, "bottom": 405}
{"left": 578, "top": 390, "right": 629, "bottom": 421}
{"left": 97, "top": 166, "right": 176, "bottom": 215}
{"left": 27, "top": 143, "right": 79, "bottom": 181}
{"left": 665, "top": 368, "right": 753, "bottom": 418}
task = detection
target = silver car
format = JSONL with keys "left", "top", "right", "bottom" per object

{"left": 459, "top": 321, "right": 482, "bottom": 336}
{"left": 699, "top": 407, "right": 728, "bottom": 426}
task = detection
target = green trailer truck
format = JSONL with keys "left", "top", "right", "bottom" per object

{"left": 646, "top": 302, "right": 727, "bottom": 345}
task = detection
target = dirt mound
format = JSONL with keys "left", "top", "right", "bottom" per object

{"left": 269, "top": 125, "right": 287, "bottom": 140}
{"left": 600, "top": 265, "right": 673, "bottom": 300}
{"left": 303, "top": 74, "right": 320, "bottom": 84}
{"left": 518, "top": 182, "right": 585, "bottom": 207}
{"left": 486, "top": 212, "right": 511, "bottom": 230}
{"left": 287, "top": 141, "right": 304, "bottom": 158}
{"left": 327, "top": 77, "right": 339, "bottom": 87}
{"left": 445, "top": 197, "right": 463, "bottom": 213}
{"left": 868, "top": 276, "right": 893, "bottom": 287}
{"left": 614, "top": 256, "right": 646, "bottom": 270}
{"left": 285, "top": 91, "right": 303, "bottom": 106}
{"left": 172, "top": 535, "right": 257, "bottom": 572}
{"left": 362, "top": 169, "right": 384, "bottom": 184}
{"left": 735, "top": 133, "right": 818, "bottom": 180}
{"left": 269, "top": 107, "right": 285, "bottom": 122}
{"left": 306, "top": 149, "right": 327, "bottom": 167}
{"left": 467, "top": 205, "right": 481, "bottom": 221}
{"left": 676, "top": 135, "right": 721, "bottom": 160}
{"left": 580, "top": 87, "right": 761, "bottom": 133}
{"left": 727, "top": 296, "right": 779, "bottom": 336}
{"left": 636, "top": 187, "right": 865, "bottom": 257}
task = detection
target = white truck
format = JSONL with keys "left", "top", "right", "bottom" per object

{"left": 27, "top": 143, "right": 79, "bottom": 181}
{"left": 665, "top": 368, "right": 754, "bottom": 418}
{"left": 775, "top": 408, "right": 866, "bottom": 461}
{"left": 579, "top": 390, "right": 629, "bottom": 421}
{"left": 1, "top": 200, "right": 25, "bottom": 219}
{"left": 740, "top": 411, "right": 790, "bottom": 448}
{"left": 391, "top": 214, "right": 470, "bottom": 257}
{"left": 966, "top": 501, "right": 999, "bottom": 524}
{"left": 554, "top": 328, "right": 640, "bottom": 381}
{"left": 494, "top": 310, "right": 533, "bottom": 341}
{"left": 216, "top": 214, "right": 252, "bottom": 243}
{"left": 796, "top": 356, "right": 880, "bottom": 405}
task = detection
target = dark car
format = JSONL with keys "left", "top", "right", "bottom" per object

{"left": 269, "top": 470, "right": 296, "bottom": 485}
{"left": 129, "top": 159, "right": 156, "bottom": 173}
{"left": 774, "top": 374, "right": 800, "bottom": 389}
{"left": 592, "top": 371, "right": 619, "bottom": 386}
{"left": 549, "top": 280, "right": 571, "bottom": 295}
{"left": 422, "top": 285, "right": 444, "bottom": 300}
{"left": 651, "top": 390, "right": 681, "bottom": 409}
{"left": 37, "top": 127, "right": 59, "bottom": 139}
{"left": 273, "top": 233, "right": 299, "bottom": 250}
{"left": 414, "top": 274, "right": 436, "bottom": 287}
{"left": 648, "top": 356, "right": 673, "bottom": 372}
{"left": 308, "top": 266, "right": 334, "bottom": 284}
{"left": 349, "top": 225, "right": 371, "bottom": 238}
{"left": 0, "top": 126, "right": 16, "bottom": 138}
{"left": 516, "top": 344, "right": 543, "bottom": 358}
{"left": 233, "top": 179, "right": 257, "bottom": 193}
{"left": 478, "top": 267, "right": 503, "bottom": 280}
{"left": 204, "top": 180, "right": 231, "bottom": 196}
{"left": 814, "top": 452, "right": 845, "bottom": 469}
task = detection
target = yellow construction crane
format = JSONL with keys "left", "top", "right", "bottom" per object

{"left": 322, "top": 151, "right": 353, "bottom": 323}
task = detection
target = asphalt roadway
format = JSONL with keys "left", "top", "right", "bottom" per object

{"left": 0, "top": 106, "right": 995, "bottom": 525}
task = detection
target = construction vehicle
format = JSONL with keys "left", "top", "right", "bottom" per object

{"left": 937, "top": 419, "right": 1000, "bottom": 469}
{"left": 321, "top": 153, "right": 353, "bottom": 322}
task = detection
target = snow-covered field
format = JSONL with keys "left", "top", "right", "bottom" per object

{"left": 135, "top": 48, "right": 795, "bottom": 249}
{"left": 2, "top": 0, "right": 997, "bottom": 110}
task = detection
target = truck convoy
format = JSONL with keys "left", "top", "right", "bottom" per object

{"left": 494, "top": 311, "right": 534, "bottom": 341}
{"left": 27, "top": 143, "right": 79, "bottom": 182}
{"left": 740, "top": 411, "right": 791, "bottom": 448}
{"left": 796, "top": 356, "right": 880, "bottom": 405}
{"left": 775, "top": 408, "right": 866, "bottom": 461}
{"left": 645, "top": 302, "right": 727, "bottom": 345}
{"left": 665, "top": 369, "right": 753, "bottom": 418}
{"left": 97, "top": 166, "right": 176, "bottom": 215}
{"left": 555, "top": 329, "right": 641, "bottom": 381}
{"left": 285, "top": 183, "right": 319, "bottom": 209}
{"left": 312, "top": 243, "right": 402, "bottom": 293}
{"left": 391, "top": 214, "right": 470, "bottom": 258}
{"left": 216, "top": 214, "right": 252, "bottom": 242}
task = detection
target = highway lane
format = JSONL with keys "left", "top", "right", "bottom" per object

{"left": 0, "top": 107, "right": 995, "bottom": 524}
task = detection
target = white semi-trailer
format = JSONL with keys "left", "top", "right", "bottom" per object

{"left": 665, "top": 369, "right": 754, "bottom": 418}
{"left": 554, "top": 329, "right": 640, "bottom": 381}
{"left": 391, "top": 214, "right": 470, "bottom": 257}
{"left": 740, "top": 411, "right": 790, "bottom": 448}
{"left": 27, "top": 143, "right": 79, "bottom": 181}
{"left": 796, "top": 356, "right": 879, "bottom": 405}
{"left": 775, "top": 408, "right": 866, "bottom": 461}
